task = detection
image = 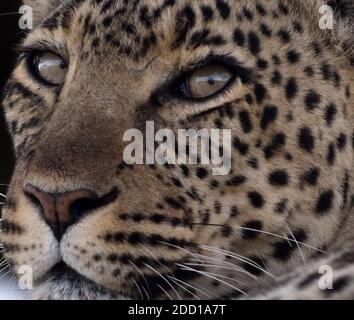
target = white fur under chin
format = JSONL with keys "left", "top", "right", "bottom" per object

{"left": 31, "top": 278, "right": 130, "bottom": 300}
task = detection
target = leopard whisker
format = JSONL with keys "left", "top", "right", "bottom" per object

{"left": 168, "top": 276, "right": 200, "bottom": 300}
{"left": 156, "top": 283, "right": 173, "bottom": 300}
{"left": 167, "top": 275, "right": 211, "bottom": 299}
{"left": 287, "top": 226, "right": 306, "bottom": 263}
{"left": 186, "top": 254, "right": 262, "bottom": 282}
{"left": 0, "top": 263, "right": 10, "bottom": 275}
{"left": 138, "top": 243, "right": 172, "bottom": 276}
{"left": 184, "top": 262, "right": 259, "bottom": 284}
{"left": 143, "top": 263, "right": 181, "bottom": 300}
{"left": 187, "top": 223, "right": 326, "bottom": 254}
{"left": 183, "top": 263, "right": 252, "bottom": 287}
{"left": 158, "top": 240, "right": 263, "bottom": 283}
{"left": 177, "top": 263, "right": 248, "bottom": 296}
{"left": 131, "top": 276, "right": 144, "bottom": 301}
{"left": 198, "top": 244, "right": 276, "bottom": 279}
{"left": 128, "top": 259, "right": 152, "bottom": 300}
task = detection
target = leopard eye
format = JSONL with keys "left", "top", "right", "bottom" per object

{"left": 181, "top": 65, "right": 233, "bottom": 99}
{"left": 31, "top": 51, "right": 68, "bottom": 85}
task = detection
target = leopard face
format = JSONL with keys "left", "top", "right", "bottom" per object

{"left": 0, "top": 0, "right": 353, "bottom": 300}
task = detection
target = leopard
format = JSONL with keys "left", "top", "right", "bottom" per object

{"left": 0, "top": 0, "right": 354, "bottom": 300}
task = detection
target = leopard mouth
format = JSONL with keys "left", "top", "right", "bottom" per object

{"left": 35, "top": 261, "right": 132, "bottom": 300}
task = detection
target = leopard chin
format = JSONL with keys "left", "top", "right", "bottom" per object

{"left": 31, "top": 262, "right": 131, "bottom": 300}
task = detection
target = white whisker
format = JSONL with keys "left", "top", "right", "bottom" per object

{"left": 177, "top": 264, "right": 247, "bottom": 296}
{"left": 143, "top": 263, "right": 181, "bottom": 300}
{"left": 287, "top": 226, "right": 306, "bottom": 263}
{"left": 184, "top": 262, "right": 258, "bottom": 282}
{"left": 0, "top": 12, "right": 21, "bottom": 16}
{"left": 199, "top": 244, "right": 275, "bottom": 279}
{"left": 168, "top": 277, "right": 200, "bottom": 300}
{"left": 156, "top": 284, "right": 173, "bottom": 300}
{"left": 131, "top": 277, "right": 144, "bottom": 300}
{"left": 186, "top": 253, "right": 261, "bottom": 282}
{"left": 191, "top": 223, "right": 326, "bottom": 254}
{"left": 128, "top": 259, "right": 151, "bottom": 300}
{"left": 167, "top": 275, "right": 211, "bottom": 299}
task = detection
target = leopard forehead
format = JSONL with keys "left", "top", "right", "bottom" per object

{"left": 1, "top": 0, "right": 354, "bottom": 300}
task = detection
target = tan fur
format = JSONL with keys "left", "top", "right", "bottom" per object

{"left": 1, "top": 0, "right": 354, "bottom": 299}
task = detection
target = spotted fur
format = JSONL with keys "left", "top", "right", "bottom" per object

{"left": 0, "top": 0, "right": 354, "bottom": 300}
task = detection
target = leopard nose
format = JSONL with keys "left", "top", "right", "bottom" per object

{"left": 24, "top": 183, "right": 119, "bottom": 240}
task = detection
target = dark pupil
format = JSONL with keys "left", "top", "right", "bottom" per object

{"left": 208, "top": 77, "right": 215, "bottom": 85}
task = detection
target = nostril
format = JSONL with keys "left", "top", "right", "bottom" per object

{"left": 23, "top": 184, "right": 119, "bottom": 240}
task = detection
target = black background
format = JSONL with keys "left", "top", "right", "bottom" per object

{"left": 0, "top": 0, "right": 23, "bottom": 195}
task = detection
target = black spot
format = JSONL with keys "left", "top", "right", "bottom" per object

{"left": 248, "top": 32, "right": 261, "bottom": 55}
{"left": 200, "top": 5, "right": 214, "bottom": 22}
{"left": 214, "top": 201, "right": 222, "bottom": 214}
{"left": 196, "top": 167, "right": 208, "bottom": 179}
{"left": 245, "top": 94, "right": 254, "bottom": 104}
{"left": 287, "top": 50, "right": 301, "bottom": 64}
{"left": 233, "top": 28, "right": 245, "bottom": 46}
{"left": 327, "top": 143, "right": 336, "bottom": 165}
{"left": 242, "top": 257, "right": 265, "bottom": 276}
{"left": 233, "top": 137, "right": 249, "bottom": 155}
{"left": 278, "top": 3, "right": 289, "bottom": 15}
{"left": 209, "top": 179, "right": 219, "bottom": 189}
{"left": 107, "top": 253, "right": 118, "bottom": 263}
{"left": 248, "top": 192, "right": 265, "bottom": 208}
{"left": 239, "top": 110, "right": 253, "bottom": 133}
{"left": 274, "top": 199, "right": 288, "bottom": 214}
{"left": 337, "top": 133, "right": 347, "bottom": 151}
{"left": 242, "top": 7, "right": 253, "bottom": 20}
{"left": 324, "top": 103, "right": 337, "bottom": 126}
{"left": 264, "top": 133, "right": 286, "bottom": 159}
{"left": 165, "top": 197, "right": 183, "bottom": 210}
{"left": 271, "top": 71, "right": 282, "bottom": 85}
{"left": 261, "top": 105, "right": 278, "bottom": 130}
{"left": 298, "top": 272, "right": 319, "bottom": 289}
{"left": 242, "top": 220, "right": 263, "bottom": 239}
{"left": 305, "top": 90, "right": 321, "bottom": 110}
{"left": 321, "top": 63, "right": 332, "bottom": 80}
{"left": 180, "top": 164, "right": 190, "bottom": 177}
{"left": 254, "top": 83, "right": 267, "bottom": 104}
{"left": 247, "top": 157, "right": 259, "bottom": 169}
{"left": 257, "top": 59, "right": 268, "bottom": 70}
{"left": 273, "top": 229, "right": 307, "bottom": 261}
{"left": 259, "top": 23, "right": 272, "bottom": 37}
{"left": 102, "top": 16, "right": 113, "bottom": 27}
{"left": 285, "top": 77, "right": 298, "bottom": 100}
{"left": 269, "top": 170, "right": 289, "bottom": 186}
{"left": 225, "top": 175, "right": 247, "bottom": 187}
{"left": 255, "top": 3, "right": 267, "bottom": 16}
{"left": 301, "top": 168, "right": 320, "bottom": 186}
{"left": 298, "top": 128, "right": 315, "bottom": 152}
{"left": 277, "top": 29, "right": 291, "bottom": 43}
{"left": 315, "top": 190, "right": 334, "bottom": 215}
{"left": 215, "top": 0, "right": 231, "bottom": 20}
{"left": 304, "top": 66, "right": 315, "bottom": 77}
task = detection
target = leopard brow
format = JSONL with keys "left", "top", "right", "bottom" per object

{"left": 17, "top": 39, "right": 66, "bottom": 57}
